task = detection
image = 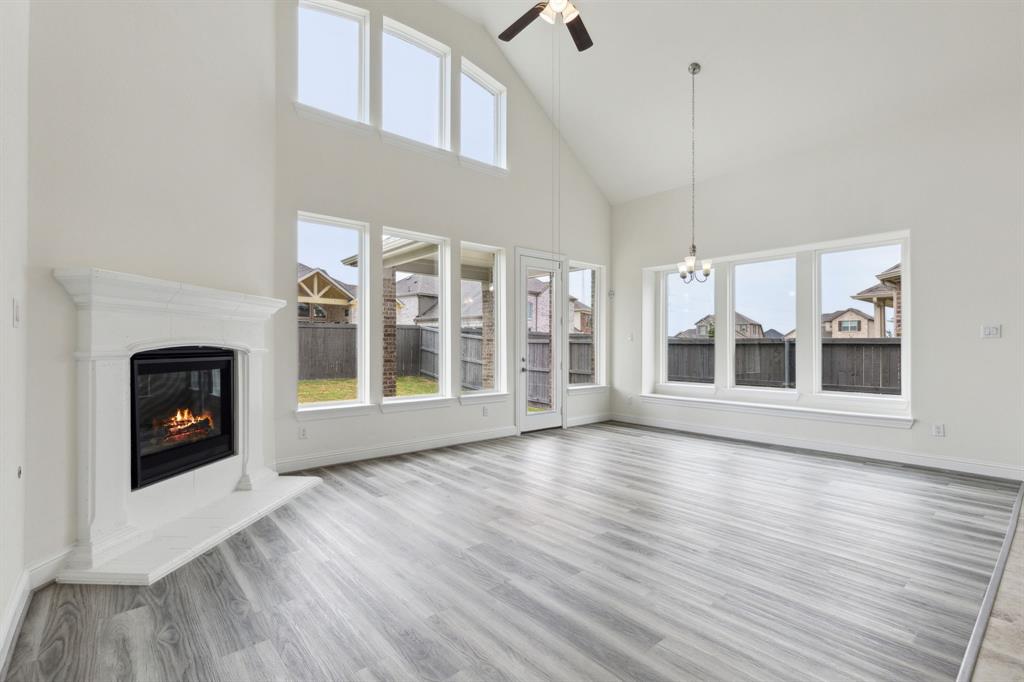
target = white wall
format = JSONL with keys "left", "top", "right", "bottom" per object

{"left": 273, "top": 0, "right": 611, "bottom": 471}
{"left": 0, "top": 0, "right": 30, "bottom": 661}
{"left": 25, "top": 0, "right": 277, "bottom": 566}
{"left": 610, "top": 96, "right": 1024, "bottom": 478}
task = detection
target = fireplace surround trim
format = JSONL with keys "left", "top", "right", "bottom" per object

{"left": 53, "top": 267, "right": 319, "bottom": 584}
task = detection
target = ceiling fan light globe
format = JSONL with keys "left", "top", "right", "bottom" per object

{"left": 549, "top": 0, "right": 569, "bottom": 13}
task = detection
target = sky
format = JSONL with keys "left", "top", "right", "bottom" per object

{"left": 299, "top": 6, "right": 497, "bottom": 161}
{"left": 298, "top": 220, "right": 360, "bottom": 285}
{"left": 666, "top": 244, "right": 901, "bottom": 337}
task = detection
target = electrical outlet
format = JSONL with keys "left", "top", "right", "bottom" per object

{"left": 298, "top": 426, "right": 308, "bottom": 440}
{"left": 627, "top": 333, "right": 634, "bottom": 342}
{"left": 931, "top": 423, "right": 946, "bottom": 438}
{"left": 981, "top": 324, "right": 1002, "bottom": 339}
{"left": 482, "top": 405, "right": 489, "bottom": 417}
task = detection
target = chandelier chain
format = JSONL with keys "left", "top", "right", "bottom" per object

{"left": 691, "top": 65, "right": 696, "bottom": 250}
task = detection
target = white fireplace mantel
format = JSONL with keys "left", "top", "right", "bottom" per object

{"left": 53, "top": 267, "right": 320, "bottom": 585}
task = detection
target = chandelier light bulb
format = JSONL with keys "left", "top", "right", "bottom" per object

{"left": 685, "top": 256, "right": 697, "bottom": 273}
{"left": 701, "top": 260, "right": 712, "bottom": 275}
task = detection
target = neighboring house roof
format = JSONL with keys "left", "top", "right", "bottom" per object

{"left": 822, "top": 308, "right": 874, "bottom": 322}
{"left": 396, "top": 274, "right": 439, "bottom": 297}
{"left": 852, "top": 281, "right": 896, "bottom": 301}
{"left": 297, "top": 262, "right": 357, "bottom": 300}
{"left": 572, "top": 299, "right": 592, "bottom": 313}
{"left": 694, "top": 312, "right": 760, "bottom": 327}
{"left": 764, "top": 328, "right": 785, "bottom": 339}
{"left": 876, "top": 262, "right": 902, "bottom": 281}
{"left": 417, "top": 281, "right": 484, "bottom": 322}
{"left": 527, "top": 277, "right": 550, "bottom": 294}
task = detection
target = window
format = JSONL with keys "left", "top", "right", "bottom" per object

{"left": 569, "top": 265, "right": 598, "bottom": 385}
{"left": 733, "top": 258, "right": 796, "bottom": 389}
{"left": 297, "top": 215, "right": 365, "bottom": 406}
{"left": 665, "top": 269, "right": 715, "bottom": 383}
{"left": 297, "top": 0, "right": 368, "bottom": 122}
{"left": 382, "top": 228, "right": 446, "bottom": 399}
{"left": 382, "top": 19, "right": 450, "bottom": 149}
{"left": 460, "top": 59, "right": 506, "bottom": 167}
{"left": 460, "top": 244, "right": 502, "bottom": 394}
{"left": 820, "top": 243, "right": 903, "bottom": 395}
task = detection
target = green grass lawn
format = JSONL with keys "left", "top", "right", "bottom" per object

{"left": 298, "top": 375, "right": 438, "bottom": 404}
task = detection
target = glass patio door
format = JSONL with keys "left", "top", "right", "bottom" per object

{"left": 518, "top": 254, "right": 563, "bottom": 432}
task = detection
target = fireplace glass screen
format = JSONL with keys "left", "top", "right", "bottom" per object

{"left": 131, "top": 347, "right": 234, "bottom": 489}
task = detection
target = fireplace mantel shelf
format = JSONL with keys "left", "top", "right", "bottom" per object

{"left": 54, "top": 267, "right": 285, "bottom": 322}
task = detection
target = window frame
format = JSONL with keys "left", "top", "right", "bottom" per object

{"left": 567, "top": 261, "right": 606, "bottom": 389}
{"left": 458, "top": 242, "right": 506, "bottom": 397}
{"left": 295, "top": 211, "right": 372, "bottom": 412}
{"left": 644, "top": 230, "right": 911, "bottom": 424}
{"left": 657, "top": 267, "right": 717, "bottom": 391}
{"left": 459, "top": 58, "right": 507, "bottom": 169}
{"left": 381, "top": 17, "right": 452, "bottom": 151}
{"left": 296, "top": 0, "right": 371, "bottom": 125}
{"left": 726, "top": 254, "right": 799, "bottom": 394}
{"left": 813, "top": 236, "right": 910, "bottom": 402}
{"left": 381, "top": 225, "right": 451, "bottom": 403}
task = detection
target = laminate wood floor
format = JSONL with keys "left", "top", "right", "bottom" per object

{"left": 5, "top": 423, "right": 1021, "bottom": 682}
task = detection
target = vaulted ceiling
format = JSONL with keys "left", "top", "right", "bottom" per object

{"left": 441, "top": 0, "right": 1022, "bottom": 205}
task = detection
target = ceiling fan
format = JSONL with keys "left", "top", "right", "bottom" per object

{"left": 499, "top": 1, "right": 594, "bottom": 52}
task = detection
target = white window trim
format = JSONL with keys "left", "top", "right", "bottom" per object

{"left": 294, "top": 211, "right": 373, "bottom": 414}
{"left": 643, "top": 230, "right": 912, "bottom": 425}
{"left": 725, "top": 254, "right": 798, "bottom": 395}
{"left": 297, "top": 0, "right": 371, "bottom": 125}
{"left": 567, "top": 260, "right": 606, "bottom": 388}
{"left": 459, "top": 242, "right": 506, "bottom": 396}
{"left": 382, "top": 16, "right": 452, "bottom": 151}
{"left": 459, "top": 57, "right": 508, "bottom": 170}
{"left": 382, "top": 225, "right": 450, "bottom": 402}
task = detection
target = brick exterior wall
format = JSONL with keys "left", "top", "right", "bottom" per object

{"left": 481, "top": 287, "right": 495, "bottom": 390}
{"left": 893, "top": 282, "right": 902, "bottom": 337}
{"left": 383, "top": 267, "right": 397, "bottom": 397}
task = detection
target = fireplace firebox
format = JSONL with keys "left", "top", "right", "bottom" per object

{"left": 131, "top": 347, "right": 235, "bottom": 490}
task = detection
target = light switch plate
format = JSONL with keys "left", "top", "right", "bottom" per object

{"left": 981, "top": 324, "right": 1002, "bottom": 339}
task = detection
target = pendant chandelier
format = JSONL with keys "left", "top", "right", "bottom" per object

{"left": 678, "top": 62, "right": 711, "bottom": 283}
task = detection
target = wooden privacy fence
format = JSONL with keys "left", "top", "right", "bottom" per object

{"left": 666, "top": 337, "right": 901, "bottom": 394}
{"left": 299, "top": 324, "right": 597, "bottom": 401}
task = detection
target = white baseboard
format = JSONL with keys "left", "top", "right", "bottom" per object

{"left": 611, "top": 412, "right": 1023, "bottom": 481}
{"left": 0, "top": 571, "right": 30, "bottom": 677}
{"left": 276, "top": 425, "right": 519, "bottom": 473}
{"left": 27, "top": 546, "right": 74, "bottom": 589}
{"left": 566, "top": 413, "right": 611, "bottom": 428}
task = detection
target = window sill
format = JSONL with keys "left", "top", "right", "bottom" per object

{"left": 296, "top": 402, "right": 376, "bottom": 421}
{"left": 567, "top": 384, "right": 608, "bottom": 395}
{"left": 640, "top": 392, "right": 914, "bottom": 429}
{"left": 459, "top": 392, "right": 509, "bottom": 405}
{"left": 379, "top": 396, "right": 457, "bottom": 413}
{"left": 458, "top": 155, "right": 508, "bottom": 177}
{"left": 293, "top": 102, "right": 376, "bottom": 137}
{"left": 380, "top": 130, "right": 455, "bottom": 162}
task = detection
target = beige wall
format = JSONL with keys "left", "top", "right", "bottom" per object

{"left": 25, "top": 0, "right": 277, "bottom": 566}
{"left": 0, "top": 0, "right": 30, "bottom": 657}
{"left": 610, "top": 95, "right": 1023, "bottom": 477}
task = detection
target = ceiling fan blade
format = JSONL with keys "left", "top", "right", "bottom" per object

{"left": 499, "top": 2, "right": 547, "bottom": 42}
{"left": 565, "top": 14, "right": 593, "bottom": 51}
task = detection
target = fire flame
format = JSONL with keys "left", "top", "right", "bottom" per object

{"left": 164, "top": 407, "right": 214, "bottom": 433}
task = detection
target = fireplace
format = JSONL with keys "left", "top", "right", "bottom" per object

{"left": 131, "top": 346, "right": 235, "bottom": 490}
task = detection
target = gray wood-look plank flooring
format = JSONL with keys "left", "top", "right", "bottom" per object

{"left": 5, "top": 422, "right": 1020, "bottom": 682}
